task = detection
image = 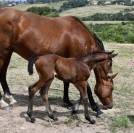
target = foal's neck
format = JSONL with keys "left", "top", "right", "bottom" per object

{"left": 79, "top": 52, "right": 108, "bottom": 65}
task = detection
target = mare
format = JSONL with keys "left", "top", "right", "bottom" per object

{"left": 0, "top": 8, "right": 117, "bottom": 110}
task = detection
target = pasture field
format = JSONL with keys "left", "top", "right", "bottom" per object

{"left": 60, "top": 5, "right": 134, "bottom": 17}
{"left": 12, "top": 1, "right": 66, "bottom": 11}
{"left": 0, "top": 43, "right": 134, "bottom": 133}
{"left": 13, "top": 4, "right": 134, "bottom": 18}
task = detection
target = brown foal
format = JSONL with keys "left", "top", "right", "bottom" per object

{"left": 27, "top": 52, "right": 117, "bottom": 124}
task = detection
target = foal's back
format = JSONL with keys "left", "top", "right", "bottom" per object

{"left": 35, "top": 54, "right": 90, "bottom": 82}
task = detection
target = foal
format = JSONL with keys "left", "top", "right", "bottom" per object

{"left": 27, "top": 52, "right": 117, "bottom": 124}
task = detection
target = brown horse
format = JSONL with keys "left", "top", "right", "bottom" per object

{"left": 0, "top": 8, "right": 117, "bottom": 109}
{"left": 27, "top": 52, "right": 117, "bottom": 123}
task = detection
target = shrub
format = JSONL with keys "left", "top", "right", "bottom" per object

{"left": 59, "top": 0, "right": 89, "bottom": 12}
{"left": 81, "top": 12, "right": 134, "bottom": 21}
{"left": 88, "top": 22, "right": 134, "bottom": 43}
{"left": 27, "top": 6, "right": 59, "bottom": 17}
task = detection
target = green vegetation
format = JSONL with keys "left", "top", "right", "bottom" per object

{"left": 81, "top": 12, "right": 134, "bottom": 21}
{"left": 59, "top": 0, "right": 89, "bottom": 11}
{"left": 88, "top": 22, "right": 134, "bottom": 43}
{"left": 81, "top": 8, "right": 134, "bottom": 21}
{"left": 111, "top": 115, "right": 132, "bottom": 132}
{"left": 27, "top": 6, "right": 59, "bottom": 17}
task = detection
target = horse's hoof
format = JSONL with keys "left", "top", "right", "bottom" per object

{"left": 0, "top": 98, "right": 9, "bottom": 109}
{"left": 72, "top": 110, "right": 78, "bottom": 114}
{"left": 9, "top": 98, "right": 17, "bottom": 105}
{"left": 31, "top": 118, "right": 36, "bottom": 123}
{"left": 4, "top": 95, "right": 17, "bottom": 105}
{"left": 63, "top": 100, "right": 73, "bottom": 107}
{"left": 96, "top": 110, "right": 103, "bottom": 117}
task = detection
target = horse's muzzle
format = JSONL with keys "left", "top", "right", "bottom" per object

{"left": 103, "top": 103, "right": 113, "bottom": 109}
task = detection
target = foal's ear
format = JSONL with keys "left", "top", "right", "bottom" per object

{"left": 105, "top": 50, "right": 115, "bottom": 54}
{"left": 110, "top": 53, "right": 118, "bottom": 58}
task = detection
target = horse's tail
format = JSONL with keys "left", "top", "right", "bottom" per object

{"left": 28, "top": 55, "right": 38, "bottom": 75}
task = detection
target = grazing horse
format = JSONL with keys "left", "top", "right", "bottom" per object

{"left": 0, "top": 8, "right": 117, "bottom": 109}
{"left": 27, "top": 52, "right": 117, "bottom": 123}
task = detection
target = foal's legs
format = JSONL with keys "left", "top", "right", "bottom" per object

{"left": 40, "top": 79, "right": 58, "bottom": 121}
{"left": 63, "top": 81, "right": 102, "bottom": 115}
{"left": 87, "top": 83, "right": 103, "bottom": 116}
{"left": 75, "top": 81, "right": 95, "bottom": 124}
{"left": 27, "top": 79, "right": 44, "bottom": 123}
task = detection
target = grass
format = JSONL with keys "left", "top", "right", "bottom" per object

{"left": 12, "top": 1, "right": 66, "bottom": 11}
{"left": 4, "top": 43, "right": 134, "bottom": 132}
{"left": 111, "top": 115, "right": 132, "bottom": 133}
{"left": 60, "top": 5, "right": 133, "bottom": 17}
{"left": 13, "top": 4, "right": 133, "bottom": 18}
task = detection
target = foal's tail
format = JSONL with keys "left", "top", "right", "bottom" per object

{"left": 28, "top": 55, "right": 38, "bottom": 75}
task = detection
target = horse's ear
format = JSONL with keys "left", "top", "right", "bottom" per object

{"left": 108, "top": 73, "right": 118, "bottom": 79}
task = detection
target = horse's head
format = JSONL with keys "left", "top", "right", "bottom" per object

{"left": 94, "top": 51, "right": 118, "bottom": 109}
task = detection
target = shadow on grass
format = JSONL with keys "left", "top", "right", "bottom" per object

{"left": 13, "top": 93, "right": 65, "bottom": 107}
{"left": 20, "top": 109, "right": 97, "bottom": 123}
{"left": 12, "top": 94, "right": 99, "bottom": 123}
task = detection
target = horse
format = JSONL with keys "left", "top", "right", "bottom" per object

{"left": 27, "top": 52, "right": 117, "bottom": 123}
{"left": 0, "top": 8, "right": 117, "bottom": 110}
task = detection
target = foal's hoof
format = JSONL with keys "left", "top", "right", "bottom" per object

{"left": 90, "top": 119, "right": 96, "bottom": 124}
{"left": 49, "top": 114, "right": 58, "bottom": 121}
{"left": 30, "top": 118, "right": 36, "bottom": 123}
{"left": 53, "top": 117, "right": 58, "bottom": 121}
{"left": 85, "top": 116, "right": 96, "bottom": 124}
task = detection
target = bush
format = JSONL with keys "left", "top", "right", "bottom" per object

{"left": 88, "top": 22, "right": 134, "bottom": 43}
{"left": 81, "top": 12, "right": 134, "bottom": 21}
{"left": 59, "top": 0, "right": 89, "bottom": 12}
{"left": 27, "top": 6, "right": 59, "bottom": 17}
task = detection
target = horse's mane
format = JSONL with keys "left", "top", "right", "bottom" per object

{"left": 71, "top": 16, "right": 105, "bottom": 51}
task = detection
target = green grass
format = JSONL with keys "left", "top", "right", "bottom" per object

{"left": 111, "top": 115, "right": 132, "bottom": 133}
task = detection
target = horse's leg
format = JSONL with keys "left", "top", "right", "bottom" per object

{"left": 27, "top": 80, "right": 44, "bottom": 123}
{"left": 0, "top": 51, "right": 17, "bottom": 105}
{"left": 87, "top": 83, "right": 103, "bottom": 116}
{"left": 75, "top": 81, "right": 95, "bottom": 124}
{"left": 63, "top": 81, "right": 73, "bottom": 107}
{"left": 40, "top": 79, "right": 58, "bottom": 121}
